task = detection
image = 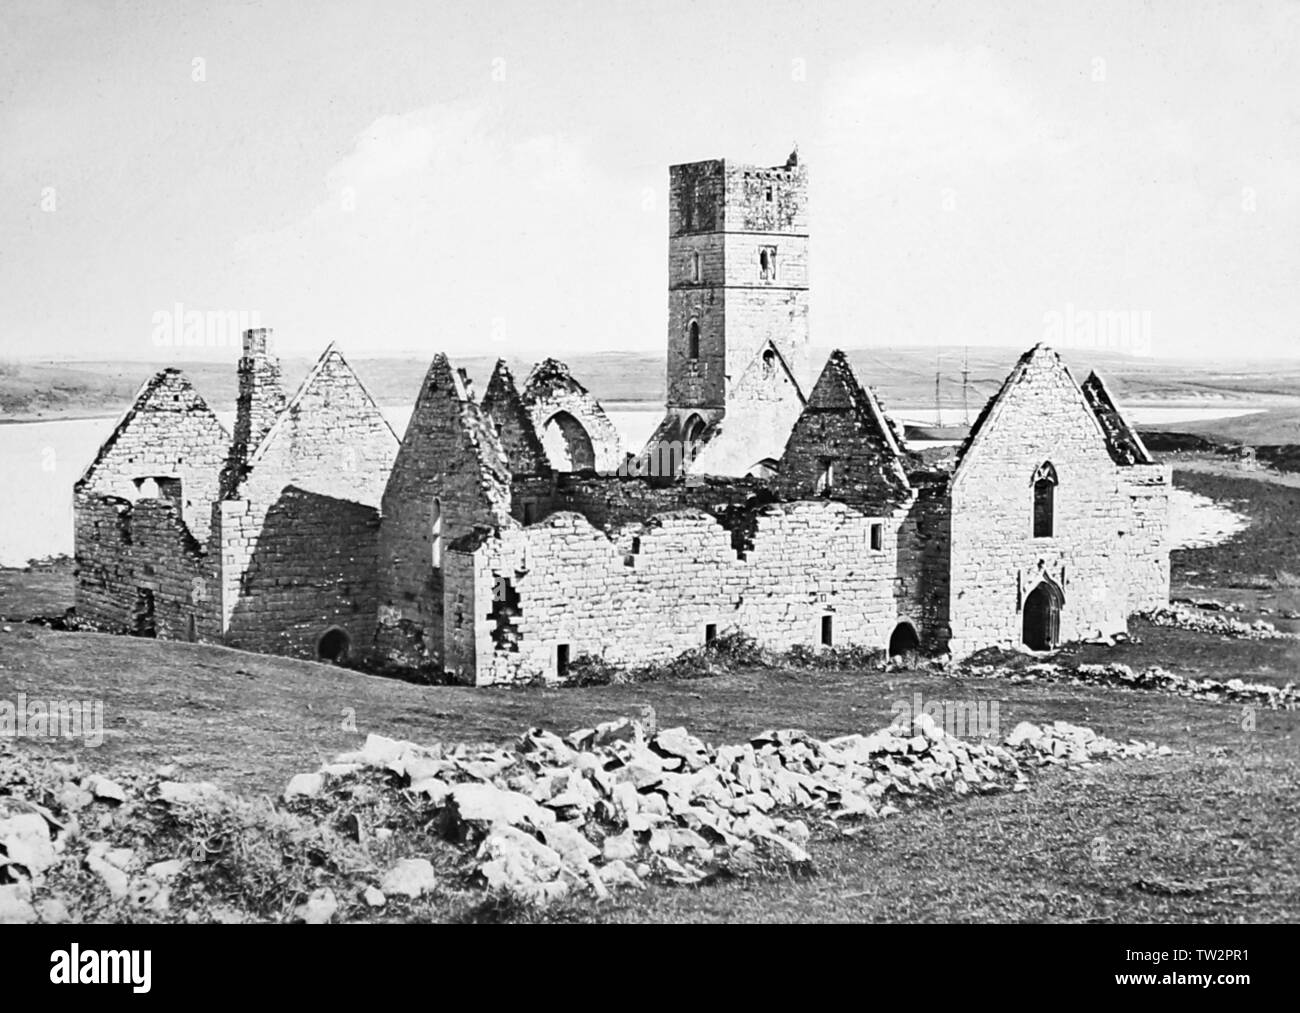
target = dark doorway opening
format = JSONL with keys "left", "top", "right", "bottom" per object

{"left": 821, "top": 615, "right": 833, "bottom": 646}
{"left": 132, "top": 588, "right": 156, "bottom": 638}
{"left": 556, "top": 643, "right": 571, "bottom": 678}
{"left": 1022, "top": 581, "right": 1062, "bottom": 651}
{"left": 317, "top": 626, "right": 351, "bottom": 664}
{"left": 889, "top": 621, "right": 920, "bottom": 658}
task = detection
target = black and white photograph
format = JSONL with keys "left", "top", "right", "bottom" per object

{"left": 0, "top": 0, "right": 1294, "bottom": 981}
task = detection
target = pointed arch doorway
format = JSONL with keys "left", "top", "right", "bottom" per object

{"left": 1022, "top": 580, "right": 1063, "bottom": 651}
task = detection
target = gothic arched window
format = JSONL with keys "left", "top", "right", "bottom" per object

{"left": 1032, "top": 462, "right": 1058, "bottom": 538}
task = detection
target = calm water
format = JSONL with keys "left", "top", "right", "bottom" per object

{"left": 0, "top": 404, "right": 1262, "bottom": 568}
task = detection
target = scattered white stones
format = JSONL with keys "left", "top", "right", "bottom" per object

{"left": 84, "top": 775, "right": 126, "bottom": 804}
{"left": 283, "top": 772, "right": 325, "bottom": 800}
{"left": 978, "top": 659, "right": 1300, "bottom": 711}
{"left": 288, "top": 713, "right": 1164, "bottom": 908}
{"left": 379, "top": 858, "right": 437, "bottom": 899}
{"left": 156, "top": 781, "right": 222, "bottom": 806}
{"left": 1138, "top": 604, "right": 1296, "bottom": 641}
{"left": 295, "top": 887, "right": 338, "bottom": 925}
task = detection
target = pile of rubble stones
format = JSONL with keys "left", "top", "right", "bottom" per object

{"left": 286, "top": 714, "right": 1168, "bottom": 907}
{"left": 1137, "top": 603, "right": 1295, "bottom": 640}
{"left": 975, "top": 661, "right": 1299, "bottom": 711}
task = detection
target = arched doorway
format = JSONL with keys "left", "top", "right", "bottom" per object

{"left": 541, "top": 411, "right": 596, "bottom": 471}
{"left": 317, "top": 626, "right": 351, "bottom": 664}
{"left": 889, "top": 621, "right": 920, "bottom": 658}
{"left": 1022, "top": 581, "right": 1063, "bottom": 651}
{"left": 747, "top": 458, "right": 779, "bottom": 480}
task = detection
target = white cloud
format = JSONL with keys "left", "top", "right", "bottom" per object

{"left": 231, "top": 102, "right": 660, "bottom": 359}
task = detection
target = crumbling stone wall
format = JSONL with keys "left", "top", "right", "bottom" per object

{"left": 446, "top": 499, "right": 904, "bottom": 686}
{"left": 521, "top": 359, "right": 623, "bottom": 473}
{"left": 685, "top": 342, "right": 806, "bottom": 477}
{"left": 376, "top": 355, "right": 512, "bottom": 668}
{"left": 894, "top": 476, "right": 952, "bottom": 651}
{"left": 76, "top": 369, "right": 229, "bottom": 540}
{"left": 73, "top": 492, "right": 216, "bottom": 641}
{"left": 947, "top": 346, "right": 1170, "bottom": 657}
{"left": 774, "top": 351, "right": 912, "bottom": 514}
{"left": 74, "top": 370, "right": 229, "bottom": 639}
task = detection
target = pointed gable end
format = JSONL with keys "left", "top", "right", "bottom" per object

{"left": 775, "top": 350, "right": 912, "bottom": 512}
{"left": 383, "top": 352, "right": 512, "bottom": 527}
{"left": 231, "top": 343, "right": 399, "bottom": 509}
{"left": 481, "top": 360, "right": 550, "bottom": 477}
{"left": 952, "top": 343, "right": 1117, "bottom": 487}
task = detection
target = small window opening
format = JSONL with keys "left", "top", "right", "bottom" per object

{"left": 688, "top": 320, "right": 700, "bottom": 360}
{"left": 821, "top": 615, "right": 833, "bottom": 647}
{"left": 765, "top": 186, "right": 773, "bottom": 202}
{"left": 431, "top": 498, "right": 443, "bottom": 567}
{"left": 762, "top": 348, "right": 776, "bottom": 377}
{"left": 759, "top": 246, "right": 777, "bottom": 280}
{"left": 489, "top": 575, "right": 522, "bottom": 653}
{"left": 556, "top": 643, "right": 571, "bottom": 678}
{"left": 815, "top": 459, "right": 835, "bottom": 495}
{"left": 870, "top": 523, "right": 883, "bottom": 551}
{"left": 132, "top": 588, "right": 156, "bottom": 638}
{"left": 689, "top": 251, "right": 701, "bottom": 283}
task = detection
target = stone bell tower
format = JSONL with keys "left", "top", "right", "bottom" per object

{"left": 644, "top": 150, "right": 810, "bottom": 474}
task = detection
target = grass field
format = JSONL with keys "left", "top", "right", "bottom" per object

{"left": 0, "top": 467, "right": 1297, "bottom": 922}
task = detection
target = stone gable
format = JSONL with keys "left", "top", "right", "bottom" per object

{"left": 774, "top": 350, "right": 912, "bottom": 513}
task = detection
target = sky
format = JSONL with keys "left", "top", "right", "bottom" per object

{"left": 1, "top": 0, "right": 1297, "bottom": 362}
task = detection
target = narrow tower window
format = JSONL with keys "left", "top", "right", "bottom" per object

{"left": 759, "top": 246, "right": 777, "bottom": 281}
{"left": 689, "top": 251, "right": 701, "bottom": 283}
{"left": 688, "top": 320, "right": 700, "bottom": 360}
{"left": 431, "top": 497, "right": 443, "bottom": 567}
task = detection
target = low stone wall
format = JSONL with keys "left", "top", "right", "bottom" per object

{"left": 446, "top": 499, "right": 905, "bottom": 685}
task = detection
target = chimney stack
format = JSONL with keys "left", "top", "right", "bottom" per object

{"left": 220, "top": 328, "right": 286, "bottom": 495}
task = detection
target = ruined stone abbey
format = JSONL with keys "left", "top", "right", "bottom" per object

{"left": 74, "top": 152, "right": 1171, "bottom": 684}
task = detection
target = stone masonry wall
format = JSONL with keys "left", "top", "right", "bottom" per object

{"left": 894, "top": 478, "right": 952, "bottom": 650}
{"left": 77, "top": 369, "right": 229, "bottom": 541}
{"left": 1121, "top": 465, "right": 1172, "bottom": 613}
{"left": 219, "top": 347, "right": 399, "bottom": 658}
{"left": 947, "top": 348, "right": 1170, "bottom": 657}
{"left": 74, "top": 492, "right": 216, "bottom": 641}
{"left": 220, "top": 490, "right": 381, "bottom": 659}
{"left": 375, "top": 356, "right": 512, "bottom": 668}
{"left": 446, "top": 499, "right": 904, "bottom": 686}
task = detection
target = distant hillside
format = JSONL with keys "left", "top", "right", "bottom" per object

{"left": 3, "top": 345, "right": 1299, "bottom": 423}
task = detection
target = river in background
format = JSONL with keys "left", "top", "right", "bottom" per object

{"left": 0, "top": 404, "right": 1263, "bottom": 568}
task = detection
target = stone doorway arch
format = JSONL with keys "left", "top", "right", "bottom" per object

{"left": 888, "top": 620, "right": 920, "bottom": 658}
{"left": 317, "top": 626, "right": 351, "bottom": 664}
{"left": 1022, "top": 580, "right": 1063, "bottom": 651}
